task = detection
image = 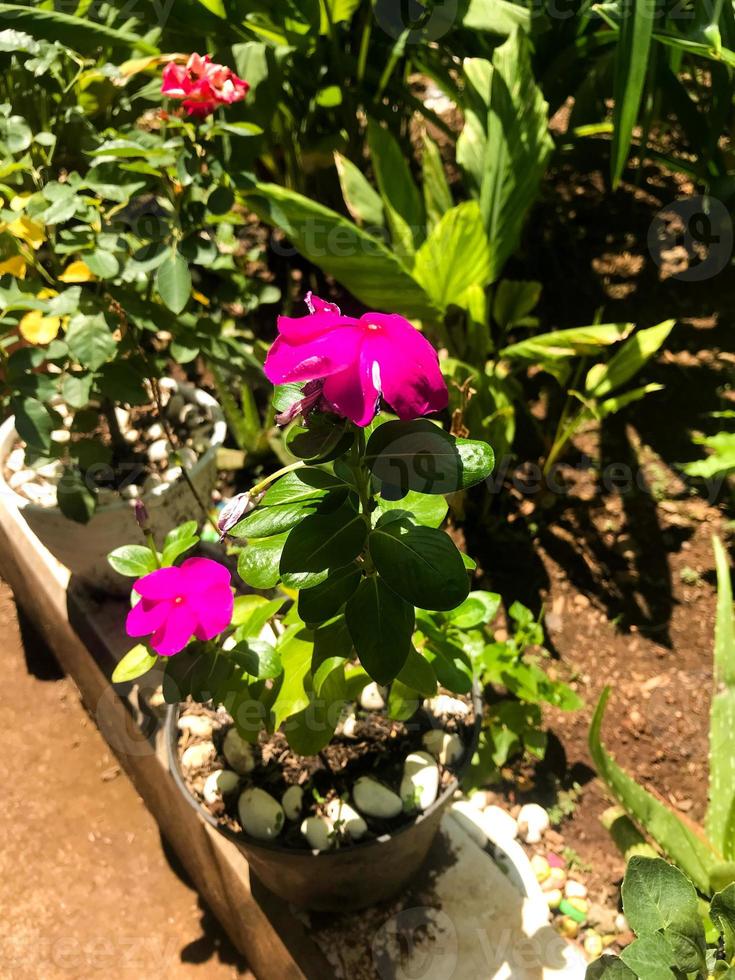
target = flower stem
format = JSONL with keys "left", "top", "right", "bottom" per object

{"left": 249, "top": 460, "right": 306, "bottom": 497}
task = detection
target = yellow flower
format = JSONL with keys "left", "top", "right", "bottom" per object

{"left": 191, "top": 289, "right": 210, "bottom": 306}
{"left": 0, "top": 255, "right": 27, "bottom": 278}
{"left": 19, "top": 310, "right": 62, "bottom": 345}
{"left": 6, "top": 215, "right": 45, "bottom": 250}
{"left": 58, "top": 260, "right": 95, "bottom": 283}
{"left": 9, "top": 192, "right": 32, "bottom": 213}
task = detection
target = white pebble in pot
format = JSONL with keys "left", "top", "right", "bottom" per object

{"left": 422, "top": 730, "right": 463, "bottom": 766}
{"left": 426, "top": 695, "right": 469, "bottom": 718}
{"left": 352, "top": 777, "right": 403, "bottom": 819}
{"left": 181, "top": 741, "right": 216, "bottom": 771}
{"left": 359, "top": 682, "right": 386, "bottom": 711}
{"left": 238, "top": 788, "right": 285, "bottom": 841}
{"left": 326, "top": 798, "right": 367, "bottom": 840}
{"left": 341, "top": 712, "right": 358, "bottom": 738}
{"left": 400, "top": 751, "right": 439, "bottom": 811}
{"left": 223, "top": 728, "right": 256, "bottom": 775}
{"left": 517, "top": 803, "right": 550, "bottom": 844}
{"left": 282, "top": 785, "right": 304, "bottom": 822}
{"left": 203, "top": 769, "right": 239, "bottom": 805}
{"left": 147, "top": 439, "right": 169, "bottom": 465}
{"left": 301, "top": 815, "right": 333, "bottom": 852}
{"left": 178, "top": 714, "right": 214, "bottom": 738}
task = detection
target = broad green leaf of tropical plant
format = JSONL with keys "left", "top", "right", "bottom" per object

{"left": 500, "top": 322, "right": 634, "bottom": 362}
{"left": 334, "top": 153, "right": 385, "bottom": 229}
{"left": 683, "top": 433, "right": 735, "bottom": 480}
{"left": 320, "top": 0, "right": 361, "bottom": 31}
{"left": 585, "top": 320, "right": 675, "bottom": 397}
{"left": 590, "top": 688, "right": 720, "bottom": 893}
{"left": 707, "top": 535, "right": 735, "bottom": 858}
{"left": 0, "top": 3, "right": 158, "bottom": 54}
{"left": 241, "top": 183, "right": 441, "bottom": 322}
{"left": 421, "top": 132, "right": 453, "bottom": 232}
{"left": 598, "top": 383, "right": 664, "bottom": 418}
{"left": 367, "top": 118, "right": 425, "bottom": 249}
{"left": 457, "top": 31, "right": 553, "bottom": 281}
{"left": 492, "top": 280, "right": 542, "bottom": 333}
{"left": 461, "top": 0, "right": 532, "bottom": 34}
{"left": 610, "top": 0, "right": 656, "bottom": 187}
{"left": 413, "top": 201, "right": 492, "bottom": 312}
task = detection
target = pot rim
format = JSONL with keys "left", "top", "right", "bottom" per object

{"left": 165, "top": 685, "right": 483, "bottom": 862}
{"left": 0, "top": 381, "right": 226, "bottom": 517}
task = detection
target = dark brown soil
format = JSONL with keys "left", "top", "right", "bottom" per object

{"left": 466, "top": 148, "right": 735, "bottom": 907}
{"left": 177, "top": 696, "right": 475, "bottom": 848}
{"left": 0, "top": 582, "right": 252, "bottom": 980}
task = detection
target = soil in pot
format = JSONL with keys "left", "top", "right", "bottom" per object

{"left": 174, "top": 690, "right": 476, "bottom": 854}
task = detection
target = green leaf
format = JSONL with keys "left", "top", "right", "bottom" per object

{"left": 283, "top": 658, "right": 346, "bottom": 755}
{"left": 345, "top": 576, "right": 414, "bottom": 684}
{"left": 590, "top": 691, "right": 720, "bottom": 894}
{"left": 10, "top": 396, "right": 55, "bottom": 451}
{"left": 423, "top": 635, "right": 474, "bottom": 694}
{"left": 500, "top": 322, "right": 634, "bottom": 362}
{"left": 56, "top": 466, "right": 96, "bottom": 524}
{"left": 365, "top": 419, "right": 495, "bottom": 495}
{"left": 585, "top": 321, "right": 675, "bottom": 397}
{"left": 297, "top": 561, "right": 362, "bottom": 624}
{"left": 232, "top": 596, "right": 284, "bottom": 638}
{"left": 376, "top": 489, "right": 448, "bottom": 528}
{"left": 367, "top": 118, "right": 424, "bottom": 249}
{"left": 231, "top": 640, "right": 282, "bottom": 680}
{"left": 447, "top": 590, "right": 501, "bottom": 629}
{"left": 112, "top": 644, "right": 157, "bottom": 684}
{"left": 4, "top": 115, "right": 31, "bottom": 154}
{"left": 708, "top": 535, "right": 735, "bottom": 856}
{"left": 270, "top": 627, "right": 313, "bottom": 729}
{"left": 396, "top": 646, "right": 437, "bottom": 697}
{"left": 280, "top": 503, "right": 367, "bottom": 589}
{"left": 237, "top": 533, "right": 287, "bottom": 590}
{"left": 108, "top": 545, "right": 158, "bottom": 577}
{"left": 611, "top": 0, "right": 656, "bottom": 187}
{"left": 0, "top": 3, "right": 158, "bottom": 54}
{"left": 65, "top": 314, "right": 117, "bottom": 371}
{"left": 369, "top": 518, "right": 469, "bottom": 611}
{"left": 421, "top": 132, "right": 453, "bottom": 232}
{"left": 413, "top": 201, "right": 492, "bottom": 312}
{"left": 242, "top": 183, "right": 440, "bottom": 322}
{"left": 492, "top": 280, "right": 541, "bottom": 331}
{"left": 622, "top": 857, "right": 706, "bottom": 973}
{"left": 619, "top": 936, "right": 676, "bottom": 979}
{"left": 461, "top": 0, "right": 531, "bottom": 34}
{"left": 156, "top": 250, "right": 191, "bottom": 315}
{"left": 261, "top": 467, "right": 345, "bottom": 506}
{"left": 231, "top": 500, "right": 321, "bottom": 539}
{"left": 457, "top": 32, "right": 553, "bottom": 280}
{"left": 286, "top": 416, "right": 354, "bottom": 462}
{"left": 585, "top": 956, "right": 636, "bottom": 978}
{"left": 161, "top": 521, "right": 199, "bottom": 566}
{"left": 334, "top": 152, "right": 385, "bottom": 228}
{"left": 711, "top": 883, "right": 735, "bottom": 959}
{"left": 387, "top": 679, "right": 420, "bottom": 721}
{"left": 84, "top": 249, "right": 119, "bottom": 279}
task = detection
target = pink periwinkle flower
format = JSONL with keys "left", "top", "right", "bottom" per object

{"left": 126, "top": 558, "right": 234, "bottom": 656}
{"left": 264, "top": 293, "right": 448, "bottom": 427}
{"left": 161, "top": 54, "right": 249, "bottom": 117}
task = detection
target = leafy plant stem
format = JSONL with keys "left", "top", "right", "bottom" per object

{"left": 249, "top": 460, "right": 306, "bottom": 496}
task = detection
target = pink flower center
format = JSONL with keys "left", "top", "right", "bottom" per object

{"left": 174, "top": 596, "right": 184, "bottom": 605}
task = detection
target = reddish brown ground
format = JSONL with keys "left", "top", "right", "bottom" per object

{"left": 0, "top": 585, "right": 252, "bottom": 980}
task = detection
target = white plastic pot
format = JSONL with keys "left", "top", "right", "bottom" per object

{"left": 0, "top": 382, "right": 226, "bottom": 595}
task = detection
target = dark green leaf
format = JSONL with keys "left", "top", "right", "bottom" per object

{"left": 286, "top": 415, "right": 354, "bottom": 462}
{"left": 231, "top": 499, "right": 320, "bottom": 538}
{"left": 365, "top": 419, "right": 494, "bottom": 495}
{"left": 10, "top": 396, "right": 55, "bottom": 450}
{"left": 156, "top": 250, "right": 191, "bottom": 315}
{"left": 396, "top": 646, "right": 437, "bottom": 697}
{"left": 66, "top": 314, "right": 117, "bottom": 371}
{"left": 231, "top": 640, "right": 282, "bottom": 680}
{"left": 56, "top": 465, "right": 96, "bottom": 523}
{"left": 280, "top": 503, "right": 367, "bottom": 589}
{"left": 298, "top": 561, "right": 362, "bottom": 624}
{"left": 345, "top": 576, "right": 414, "bottom": 684}
{"left": 369, "top": 518, "right": 469, "bottom": 611}
{"left": 619, "top": 936, "right": 676, "bottom": 979}
{"left": 262, "top": 467, "right": 345, "bottom": 506}
{"left": 711, "top": 884, "right": 735, "bottom": 959}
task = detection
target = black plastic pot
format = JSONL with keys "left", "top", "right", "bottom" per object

{"left": 166, "top": 692, "right": 481, "bottom": 911}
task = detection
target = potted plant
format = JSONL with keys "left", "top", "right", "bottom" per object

{"left": 111, "top": 294, "right": 496, "bottom": 909}
{"left": 0, "top": 47, "right": 268, "bottom": 593}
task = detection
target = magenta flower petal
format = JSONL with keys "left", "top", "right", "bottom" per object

{"left": 361, "top": 314, "right": 448, "bottom": 419}
{"left": 126, "top": 597, "right": 170, "bottom": 637}
{"left": 306, "top": 292, "right": 341, "bottom": 316}
{"left": 264, "top": 327, "right": 362, "bottom": 384}
{"left": 133, "top": 565, "right": 182, "bottom": 600}
{"left": 322, "top": 351, "right": 380, "bottom": 427}
{"left": 150, "top": 601, "right": 198, "bottom": 657}
{"left": 161, "top": 52, "right": 248, "bottom": 118}
{"left": 191, "top": 584, "right": 235, "bottom": 640}
{"left": 276, "top": 311, "right": 357, "bottom": 344}
{"left": 179, "top": 556, "right": 232, "bottom": 590}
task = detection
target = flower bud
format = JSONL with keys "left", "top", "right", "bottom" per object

{"left": 133, "top": 499, "right": 150, "bottom": 531}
